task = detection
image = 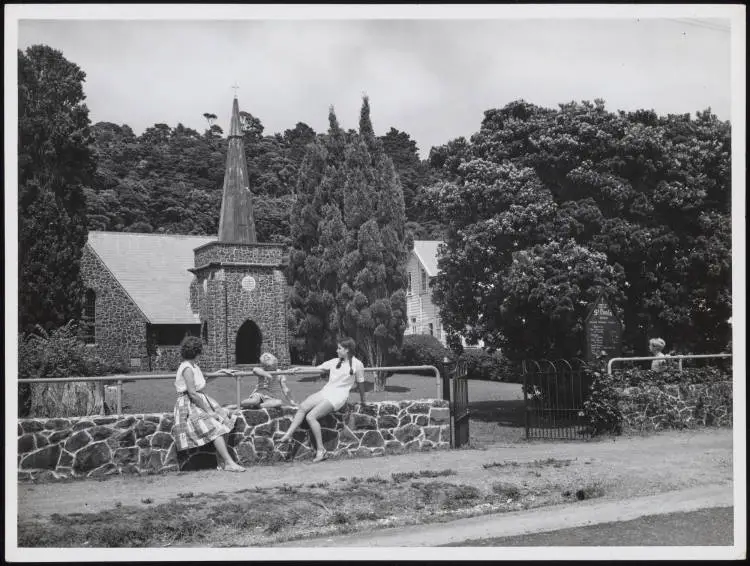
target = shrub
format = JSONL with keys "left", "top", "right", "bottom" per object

{"left": 610, "top": 366, "right": 731, "bottom": 387}
{"left": 396, "top": 334, "right": 452, "bottom": 375}
{"left": 492, "top": 482, "right": 521, "bottom": 499}
{"left": 456, "top": 348, "right": 519, "bottom": 382}
{"left": 582, "top": 367, "right": 622, "bottom": 436}
{"left": 18, "top": 321, "right": 128, "bottom": 417}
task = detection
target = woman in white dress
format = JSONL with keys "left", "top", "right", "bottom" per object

{"left": 279, "top": 338, "right": 367, "bottom": 462}
{"left": 172, "top": 336, "right": 245, "bottom": 472}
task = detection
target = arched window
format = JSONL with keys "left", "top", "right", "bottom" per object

{"left": 201, "top": 322, "right": 208, "bottom": 343}
{"left": 82, "top": 289, "right": 96, "bottom": 344}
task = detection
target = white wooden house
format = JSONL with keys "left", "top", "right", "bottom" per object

{"left": 405, "top": 240, "right": 447, "bottom": 345}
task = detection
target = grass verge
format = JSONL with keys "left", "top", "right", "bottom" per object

{"left": 18, "top": 465, "right": 605, "bottom": 548}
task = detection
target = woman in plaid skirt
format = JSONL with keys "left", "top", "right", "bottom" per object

{"left": 172, "top": 336, "right": 245, "bottom": 472}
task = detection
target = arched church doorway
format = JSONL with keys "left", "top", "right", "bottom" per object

{"left": 236, "top": 320, "right": 262, "bottom": 364}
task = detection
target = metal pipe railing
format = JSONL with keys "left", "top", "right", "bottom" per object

{"left": 18, "top": 365, "right": 442, "bottom": 416}
{"left": 607, "top": 353, "right": 732, "bottom": 376}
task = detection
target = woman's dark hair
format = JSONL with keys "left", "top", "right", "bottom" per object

{"left": 336, "top": 338, "right": 357, "bottom": 373}
{"left": 338, "top": 338, "right": 356, "bottom": 358}
{"left": 180, "top": 335, "right": 203, "bottom": 360}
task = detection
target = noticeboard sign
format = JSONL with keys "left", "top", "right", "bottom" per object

{"left": 584, "top": 295, "right": 622, "bottom": 361}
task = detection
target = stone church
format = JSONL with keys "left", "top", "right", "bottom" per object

{"left": 80, "top": 97, "right": 290, "bottom": 373}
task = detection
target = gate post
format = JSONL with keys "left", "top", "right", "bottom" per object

{"left": 441, "top": 357, "right": 454, "bottom": 401}
{"left": 523, "top": 363, "right": 529, "bottom": 440}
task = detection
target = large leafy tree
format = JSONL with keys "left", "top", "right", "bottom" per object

{"left": 430, "top": 99, "right": 731, "bottom": 360}
{"left": 18, "top": 45, "right": 97, "bottom": 332}
{"left": 380, "top": 127, "right": 445, "bottom": 239}
{"left": 289, "top": 98, "right": 411, "bottom": 379}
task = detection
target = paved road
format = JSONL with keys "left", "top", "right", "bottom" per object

{"left": 445, "top": 507, "right": 734, "bottom": 546}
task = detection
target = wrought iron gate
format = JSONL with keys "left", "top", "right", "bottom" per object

{"left": 450, "top": 359, "right": 470, "bottom": 448}
{"left": 522, "top": 358, "right": 592, "bottom": 440}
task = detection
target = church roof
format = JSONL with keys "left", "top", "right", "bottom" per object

{"left": 413, "top": 240, "right": 444, "bottom": 277}
{"left": 86, "top": 231, "right": 216, "bottom": 324}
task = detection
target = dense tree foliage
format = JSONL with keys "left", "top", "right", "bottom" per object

{"left": 289, "top": 98, "right": 412, "bottom": 379}
{"left": 18, "top": 45, "right": 96, "bottom": 333}
{"left": 85, "top": 112, "right": 316, "bottom": 243}
{"left": 429, "top": 99, "right": 732, "bottom": 360}
{"left": 20, "top": 45, "right": 731, "bottom": 369}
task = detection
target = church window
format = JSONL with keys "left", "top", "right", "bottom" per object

{"left": 82, "top": 289, "right": 96, "bottom": 344}
{"left": 201, "top": 322, "right": 208, "bottom": 343}
{"left": 151, "top": 324, "right": 201, "bottom": 346}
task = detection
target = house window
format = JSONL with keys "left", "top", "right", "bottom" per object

{"left": 428, "top": 323, "right": 434, "bottom": 336}
{"left": 407, "top": 272, "right": 412, "bottom": 295}
{"left": 421, "top": 269, "right": 427, "bottom": 293}
{"left": 82, "top": 289, "right": 96, "bottom": 344}
{"left": 411, "top": 317, "right": 417, "bottom": 335}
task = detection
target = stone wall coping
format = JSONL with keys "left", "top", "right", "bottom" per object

{"left": 18, "top": 399, "right": 449, "bottom": 423}
{"left": 193, "top": 241, "right": 287, "bottom": 252}
{"left": 189, "top": 261, "right": 286, "bottom": 273}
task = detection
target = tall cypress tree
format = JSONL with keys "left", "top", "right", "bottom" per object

{"left": 288, "top": 110, "right": 348, "bottom": 363}
{"left": 18, "top": 45, "right": 96, "bottom": 333}
{"left": 289, "top": 98, "right": 411, "bottom": 381}
{"left": 338, "top": 97, "right": 411, "bottom": 384}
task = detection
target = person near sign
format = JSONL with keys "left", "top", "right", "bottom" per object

{"left": 649, "top": 338, "right": 668, "bottom": 372}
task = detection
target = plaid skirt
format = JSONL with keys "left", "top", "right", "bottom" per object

{"left": 172, "top": 391, "right": 237, "bottom": 451}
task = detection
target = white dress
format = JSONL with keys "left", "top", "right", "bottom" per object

{"left": 317, "top": 357, "right": 365, "bottom": 411}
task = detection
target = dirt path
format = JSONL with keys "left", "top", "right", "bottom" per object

{"left": 16, "top": 429, "right": 733, "bottom": 521}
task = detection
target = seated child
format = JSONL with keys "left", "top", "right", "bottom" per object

{"left": 240, "top": 353, "right": 298, "bottom": 409}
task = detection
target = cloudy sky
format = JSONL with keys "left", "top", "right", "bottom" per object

{"left": 11, "top": 5, "right": 739, "bottom": 157}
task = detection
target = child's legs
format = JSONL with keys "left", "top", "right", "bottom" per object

{"left": 281, "top": 391, "right": 325, "bottom": 439}
{"left": 305, "top": 399, "right": 335, "bottom": 453}
{"left": 240, "top": 393, "right": 262, "bottom": 409}
{"left": 259, "top": 398, "right": 283, "bottom": 409}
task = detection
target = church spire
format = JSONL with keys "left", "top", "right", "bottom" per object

{"left": 217, "top": 95, "right": 257, "bottom": 243}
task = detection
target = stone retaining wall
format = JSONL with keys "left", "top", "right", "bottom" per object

{"left": 17, "top": 400, "right": 450, "bottom": 481}
{"left": 618, "top": 381, "right": 732, "bottom": 432}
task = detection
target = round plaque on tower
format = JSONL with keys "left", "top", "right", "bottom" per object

{"left": 241, "top": 275, "right": 256, "bottom": 292}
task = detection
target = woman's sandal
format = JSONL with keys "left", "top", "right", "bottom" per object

{"left": 222, "top": 463, "right": 246, "bottom": 473}
{"left": 312, "top": 450, "right": 327, "bottom": 463}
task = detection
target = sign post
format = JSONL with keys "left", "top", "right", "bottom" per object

{"left": 584, "top": 294, "right": 623, "bottom": 362}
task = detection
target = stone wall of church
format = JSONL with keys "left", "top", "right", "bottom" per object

{"left": 191, "top": 242, "right": 291, "bottom": 371}
{"left": 80, "top": 245, "right": 150, "bottom": 371}
{"left": 17, "top": 400, "right": 450, "bottom": 480}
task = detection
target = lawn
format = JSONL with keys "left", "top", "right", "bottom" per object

{"left": 120, "top": 372, "right": 524, "bottom": 415}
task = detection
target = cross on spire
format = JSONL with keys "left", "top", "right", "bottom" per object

{"left": 231, "top": 82, "right": 240, "bottom": 98}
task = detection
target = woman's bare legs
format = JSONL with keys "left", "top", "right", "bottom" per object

{"left": 305, "top": 400, "right": 335, "bottom": 462}
{"left": 213, "top": 435, "right": 245, "bottom": 472}
{"left": 279, "top": 392, "right": 324, "bottom": 442}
